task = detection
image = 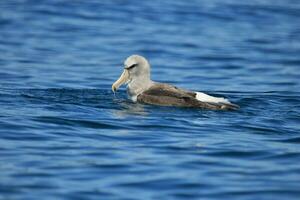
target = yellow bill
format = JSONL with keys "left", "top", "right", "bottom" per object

{"left": 112, "top": 69, "right": 130, "bottom": 92}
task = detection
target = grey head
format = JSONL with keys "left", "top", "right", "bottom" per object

{"left": 112, "top": 55, "right": 153, "bottom": 100}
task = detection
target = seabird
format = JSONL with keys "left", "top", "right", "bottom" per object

{"left": 112, "top": 55, "right": 239, "bottom": 110}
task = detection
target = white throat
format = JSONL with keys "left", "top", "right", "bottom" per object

{"left": 127, "top": 78, "right": 152, "bottom": 102}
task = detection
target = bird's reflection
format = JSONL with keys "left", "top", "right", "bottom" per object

{"left": 112, "top": 98, "right": 149, "bottom": 118}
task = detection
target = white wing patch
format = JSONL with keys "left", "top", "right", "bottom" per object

{"left": 196, "top": 92, "right": 230, "bottom": 104}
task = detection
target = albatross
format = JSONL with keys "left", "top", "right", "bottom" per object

{"left": 112, "top": 55, "right": 239, "bottom": 110}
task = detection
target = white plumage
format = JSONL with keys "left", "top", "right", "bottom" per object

{"left": 196, "top": 92, "right": 230, "bottom": 104}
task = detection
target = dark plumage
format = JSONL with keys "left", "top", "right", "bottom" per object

{"left": 137, "top": 83, "right": 239, "bottom": 110}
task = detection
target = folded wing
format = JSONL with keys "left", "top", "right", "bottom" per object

{"left": 137, "top": 83, "right": 239, "bottom": 110}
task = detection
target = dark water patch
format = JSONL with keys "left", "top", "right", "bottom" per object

{"left": 211, "top": 189, "right": 300, "bottom": 200}
{"left": 272, "top": 137, "right": 300, "bottom": 144}
{"left": 278, "top": 58, "right": 300, "bottom": 66}
{"left": 235, "top": 124, "right": 284, "bottom": 135}
{"left": 64, "top": 191, "right": 115, "bottom": 200}
{"left": 33, "top": 116, "right": 122, "bottom": 129}
{"left": 206, "top": 150, "right": 271, "bottom": 159}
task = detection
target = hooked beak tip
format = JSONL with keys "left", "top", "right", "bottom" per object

{"left": 111, "top": 69, "right": 129, "bottom": 93}
{"left": 112, "top": 85, "right": 116, "bottom": 92}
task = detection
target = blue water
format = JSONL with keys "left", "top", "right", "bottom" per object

{"left": 1, "top": 1, "right": 300, "bottom": 199}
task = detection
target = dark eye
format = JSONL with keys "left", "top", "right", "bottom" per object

{"left": 128, "top": 63, "right": 138, "bottom": 69}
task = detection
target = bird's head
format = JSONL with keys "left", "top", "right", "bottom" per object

{"left": 112, "top": 55, "right": 151, "bottom": 92}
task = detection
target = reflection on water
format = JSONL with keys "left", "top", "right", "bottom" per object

{"left": 112, "top": 98, "right": 149, "bottom": 118}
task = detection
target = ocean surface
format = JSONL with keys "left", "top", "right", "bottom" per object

{"left": 1, "top": 0, "right": 300, "bottom": 199}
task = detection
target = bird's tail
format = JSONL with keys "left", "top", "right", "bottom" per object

{"left": 219, "top": 102, "right": 240, "bottom": 110}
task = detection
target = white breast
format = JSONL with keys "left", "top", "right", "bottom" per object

{"left": 131, "top": 95, "right": 138, "bottom": 102}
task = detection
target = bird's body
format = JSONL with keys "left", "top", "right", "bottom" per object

{"left": 112, "top": 55, "right": 239, "bottom": 110}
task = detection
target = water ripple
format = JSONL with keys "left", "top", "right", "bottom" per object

{"left": 1, "top": 0, "right": 300, "bottom": 199}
